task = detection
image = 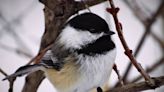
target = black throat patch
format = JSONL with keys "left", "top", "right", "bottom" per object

{"left": 76, "top": 35, "right": 115, "bottom": 56}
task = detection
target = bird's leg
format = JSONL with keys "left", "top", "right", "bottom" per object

{"left": 97, "top": 87, "right": 103, "bottom": 92}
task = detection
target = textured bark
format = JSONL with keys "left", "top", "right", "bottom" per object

{"left": 108, "top": 76, "right": 164, "bottom": 92}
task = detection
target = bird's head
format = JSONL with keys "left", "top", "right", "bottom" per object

{"left": 58, "top": 13, "right": 115, "bottom": 50}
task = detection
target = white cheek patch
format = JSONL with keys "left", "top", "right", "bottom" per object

{"left": 58, "top": 25, "right": 104, "bottom": 49}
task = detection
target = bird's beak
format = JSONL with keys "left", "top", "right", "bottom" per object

{"left": 106, "top": 31, "right": 115, "bottom": 35}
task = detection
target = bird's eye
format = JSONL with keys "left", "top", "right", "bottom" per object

{"left": 89, "top": 28, "right": 95, "bottom": 32}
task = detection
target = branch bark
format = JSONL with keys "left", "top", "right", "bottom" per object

{"left": 0, "top": 68, "right": 15, "bottom": 92}
{"left": 120, "top": 0, "right": 164, "bottom": 84}
{"left": 107, "top": 0, "right": 155, "bottom": 86}
{"left": 0, "top": 68, "right": 7, "bottom": 76}
{"left": 131, "top": 57, "right": 164, "bottom": 83}
{"left": 108, "top": 76, "right": 164, "bottom": 92}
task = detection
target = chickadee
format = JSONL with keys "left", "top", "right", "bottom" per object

{"left": 3, "top": 13, "right": 116, "bottom": 92}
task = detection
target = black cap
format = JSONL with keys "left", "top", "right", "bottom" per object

{"left": 67, "top": 13, "right": 113, "bottom": 34}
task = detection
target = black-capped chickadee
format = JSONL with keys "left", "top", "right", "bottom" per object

{"left": 3, "top": 13, "right": 116, "bottom": 92}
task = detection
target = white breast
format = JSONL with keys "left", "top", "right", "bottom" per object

{"left": 75, "top": 48, "right": 116, "bottom": 92}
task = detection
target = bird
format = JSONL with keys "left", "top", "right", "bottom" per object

{"left": 3, "top": 12, "right": 116, "bottom": 92}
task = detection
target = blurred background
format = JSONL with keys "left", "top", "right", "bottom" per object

{"left": 0, "top": 0, "right": 163, "bottom": 92}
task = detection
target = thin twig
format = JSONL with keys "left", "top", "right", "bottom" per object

{"left": 0, "top": 43, "right": 33, "bottom": 58}
{"left": 131, "top": 57, "right": 164, "bottom": 83}
{"left": 0, "top": 2, "right": 36, "bottom": 56}
{"left": 120, "top": 0, "right": 164, "bottom": 84}
{"left": 81, "top": 0, "right": 92, "bottom": 12}
{"left": 150, "top": 31, "right": 164, "bottom": 50}
{"left": 26, "top": 43, "right": 53, "bottom": 65}
{"left": 0, "top": 68, "right": 7, "bottom": 76}
{"left": 107, "top": 0, "right": 155, "bottom": 86}
{"left": 0, "top": 68, "right": 15, "bottom": 92}
{"left": 113, "top": 64, "right": 124, "bottom": 86}
{"left": 0, "top": 2, "right": 43, "bottom": 92}
{"left": 123, "top": 0, "right": 148, "bottom": 24}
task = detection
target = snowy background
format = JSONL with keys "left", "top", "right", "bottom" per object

{"left": 0, "top": 0, "right": 163, "bottom": 92}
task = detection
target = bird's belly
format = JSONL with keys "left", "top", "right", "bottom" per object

{"left": 45, "top": 49, "right": 116, "bottom": 92}
{"left": 45, "top": 57, "right": 81, "bottom": 92}
{"left": 80, "top": 61, "right": 113, "bottom": 86}
{"left": 76, "top": 49, "right": 116, "bottom": 92}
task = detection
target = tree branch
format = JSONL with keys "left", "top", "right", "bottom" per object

{"left": 150, "top": 31, "right": 164, "bottom": 50}
{"left": 0, "top": 68, "right": 15, "bottom": 92}
{"left": 22, "top": 71, "right": 45, "bottom": 92}
{"left": 108, "top": 76, "right": 164, "bottom": 92}
{"left": 131, "top": 57, "right": 164, "bottom": 83}
{"left": 39, "top": 0, "right": 107, "bottom": 11}
{"left": 113, "top": 64, "right": 124, "bottom": 86}
{"left": 0, "top": 68, "right": 7, "bottom": 77}
{"left": 0, "top": 43, "right": 33, "bottom": 58}
{"left": 107, "top": 0, "right": 155, "bottom": 86}
{"left": 120, "top": 0, "right": 164, "bottom": 84}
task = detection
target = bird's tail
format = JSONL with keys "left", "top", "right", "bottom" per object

{"left": 3, "top": 64, "right": 45, "bottom": 81}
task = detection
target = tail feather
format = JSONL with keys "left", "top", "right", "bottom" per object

{"left": 3, "top": 64, "right": 45, "bottom": 81}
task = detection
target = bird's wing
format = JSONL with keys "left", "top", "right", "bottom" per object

{"left": 3, "top": 64, "right": 45, "bottom": 80}
{"left": 3, "top": 50, "right": 54, "bottom": 81}
{"left": 3, "top": 50, "right": 65, "bottom": 81}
